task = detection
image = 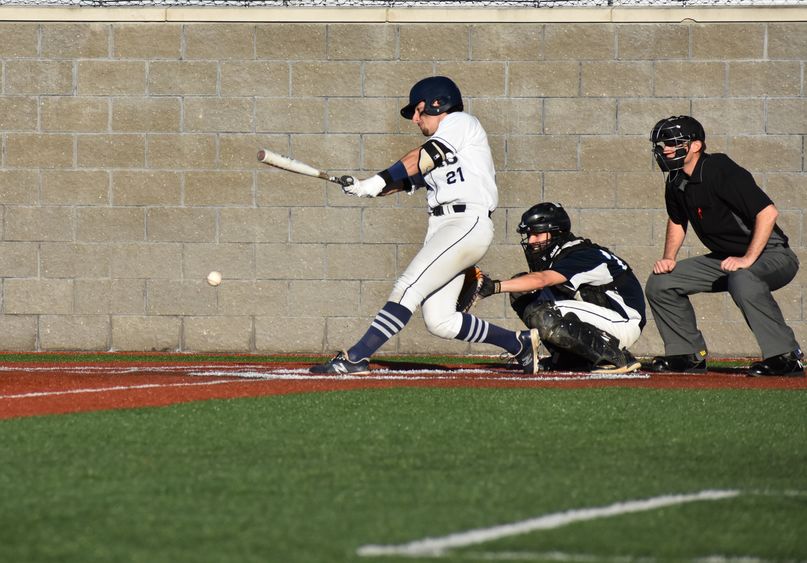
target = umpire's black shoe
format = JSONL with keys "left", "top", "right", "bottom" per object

{"left": 645, "top": 353, "right": 707, "bottom": 374}
{"left": 515, "top": 329, "right": 540, "bottom": 375}
{"left": 747, "top": 351, "right": 804, "bottom": 378}
{"left": 309, "top": 351, "right": 370, "bottom": 375}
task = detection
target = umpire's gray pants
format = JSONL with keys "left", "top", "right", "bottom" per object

{"left": 645, "top": 246, "right": 799, "bottom": 358}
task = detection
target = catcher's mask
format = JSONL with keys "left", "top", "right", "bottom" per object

{"left": 517, "top": 202, "right": 573, "bottom": 272}
{"left": 400, "top": 76, "right": 464, "bottom": 120}
{"left": 650, "top": 115, "right": 705, "bottom": 173}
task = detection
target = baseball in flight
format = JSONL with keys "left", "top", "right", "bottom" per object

{"left": 207, "top": 271, "right": 222, "bottom": 286}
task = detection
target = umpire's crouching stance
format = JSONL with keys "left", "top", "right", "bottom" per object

{"left": 646, "top": 115, "right": 803, "bottom": 377}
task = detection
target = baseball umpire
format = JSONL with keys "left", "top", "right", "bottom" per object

{"left": 645, "top": 115, "right": 803, "bottom": 377}
{"left": 310, "top": 76, "right": 540, "bottom": 375}
{"left": 475, "top": 202, "right": 645, "bottom": 374}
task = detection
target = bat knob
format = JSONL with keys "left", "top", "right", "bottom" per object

{"left": 338, "top": 175, "right": 355, "bottom": 187}
{"left": 257, "top": 150, "right": 266, "bottom": 161}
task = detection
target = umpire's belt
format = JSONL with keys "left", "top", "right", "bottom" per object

{"left": 430, "top": 204, "right": 493, "bottom": 217}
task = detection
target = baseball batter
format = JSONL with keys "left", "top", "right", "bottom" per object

{"left": 310, "top": 76, "right": 540, "bottom": 375}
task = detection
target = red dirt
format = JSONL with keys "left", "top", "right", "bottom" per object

{"left": 1, "top": 359, "right": 805, "bottom": 420}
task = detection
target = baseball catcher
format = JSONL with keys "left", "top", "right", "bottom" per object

{"left": 475, "top": 202, "right": 646, "bottom": 373}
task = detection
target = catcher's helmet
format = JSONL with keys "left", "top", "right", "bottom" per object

{"left": 650, "top": 115, "right": 705, "bottom": 173}
{"left": 400, "top": 76, "right": 463, "bottom": 120}
{"left": 517, "top": 203, "right": 572, "bottom": 272}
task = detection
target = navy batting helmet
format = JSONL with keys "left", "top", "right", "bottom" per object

{"left": 400, "top": 76, "right": 464, "bottom": 119}
{"left": 650, "top": 116, "right": 706, "bottom": 173}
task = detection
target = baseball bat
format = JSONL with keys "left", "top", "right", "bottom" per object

{"left": 257, "top": 148, "right": 344, "bottom": 185}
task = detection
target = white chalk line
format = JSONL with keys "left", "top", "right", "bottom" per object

{"left": 0, "top": 365, "right": 650, "bottom": 400}
{"left": 357, "top": 490, "right": 741, "bottom": 558}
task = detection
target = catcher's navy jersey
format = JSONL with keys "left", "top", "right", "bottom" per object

{"left": 548, "top": 239, "right": 647, "bottom": 327}
{"left": 423, "top": 112, "right": 497, "bottom": 212}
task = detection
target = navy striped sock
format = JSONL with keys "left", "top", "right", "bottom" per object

{"left": 456, "top": 313, "right": 520, "bottom": 354}
{"left": 348, "top": 302, "right": 412, "bottom": 361}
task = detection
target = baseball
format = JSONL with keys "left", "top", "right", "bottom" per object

{"left": 207, "top": 271, "right": 222, "bottom": 286}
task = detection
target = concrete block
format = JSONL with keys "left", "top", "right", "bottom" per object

{"left": 220, "top": 208, "right": 290, "bottom": 243}
{"left": 470, "top": 24, "right": 542, "bottom": 61}
{"left": 255, "top": 316, "right": 326, "bottom": 353}
{"left": 221, "top": 61, "right": 290, "bottom": 96}
{"left": 506, "top": 135, "right": 579, "bottom": 171}
{"left": 42, "top": 170, "right": 109, "bottom": 205}
{"left": 40, "top": 315, "right": 110, "bottom": 351}
{"left": 289, "top": 280, "right": 360, "bottom": 316}
{"left": 185, "top": 23, "right": 254, "bottom": 60}
{"left": 77, "top": 61, "right": 146, "bottom": 96}
{"left": 184, "top": 97, "right": 254, "bottom": 133}
{"left": 111, "top": 316, "right": 181, "bottom": 351}
{"left": 109, "top": 243, "right": 182, "bottom": 279}
{"left": 6, "top": 133, "right": 73, "bottom": 168}
{"left": 5, "top": 207, "right": 73, "bottom": 242}
{"left": 364, "top": 61, "right": 428, "bottom": 98}
{"left": 580, "top": 135, "right": 650, "bottom": 172}
{"left": 111, "top": 97, "right": 181, "bottom": 132}
{"left": 147, "top": 280, "right": 217, "bottom": 315}
{"left": 581, "top": 61, "right": 653, "bottom": 97}
{"left": 0, "top": 23, "right": 38, "bottom": 57}
{"left": 764, "top": 173, "right": 807, "bottom": 210}
{"left": 256, "top": 98, "right": 326, "bottom": 133}
{"left": 616, "top": 171, "right": 666, "bottom": 209}
{"left": 42, "top": 23, "right": 109, "bottom": 58}
{"left": 4, "top": 61, "right": 73, "bottom": 95}
{"left": 493, "top": 171, "right": 542, "bottom": 210}
{"left": 290, "top": 207, "right": 361, "bottom": 244}
{"left": 113, "top": 23, "right": 181, "bottom": 59}
{"left": 0, "top": 315, "right": 38, "bottom": 350}
{"left": 0, "top": 170, "right": 39, "bottom": 205}
{"left": 257, "top": 171, "right": 328, "bottom": 207}
{"left": 617, "top": 98, "right": 691, "bottom": 135}
{"left": 183, "top": 316, "right": 253, "bottom": 352}
{"left": 327, "top": 97, "right": 400, "bottom": 134}
{"left": 291, "top": 134, "right": 362, "bottom": 172}
{"left": 654, "top": 62, "right": 725, "bottom": 97}
{"left": 692, "top": 23, "right": 764, "bottom": 59}
{"left": 76, "top": 208, "right": 145, "bottom": 242}
{"left": 616, "top": 23, "right": 688, "bottom": 60}
{"left": 327, "top": 243, "right": 396, "bottom": 281}
{"left": 256, "top": 23, "right": 326, "bottom": 60}
{"left": 544, "top": 171, "right": 616, "bottom": 208}
{"left": 183, "top": 243, "right": 255, "bottom": 280}
{"left": 4, "top": 279, "right": 73, "bottom": 314}
{"left": 112, "top": 171, "right": 182, "bottom": 206}
{"left": 292, "top": 62, "right": 362, "bottom": 97}
{"left": 0, "top": 97, "right": 37, "bottom": 131}
{"left": 41, "top": 243, "right": 111, "bottom": 278}
{"left": 768, "top": 23, "right": 807, "bottom": 60}
{"left": 147, "top": 134, "right": 216, "bottom": 169}
{"left": 728, "top": 61, "right": 801, "bottom": 97}
{"left": 362, "top": 208, "right": 428, "bottom": 245}
{"left": 728, "top": 136, "right": 802, "bottom": 172}
{"left": 146, "top": 208, "right": 217, "bottom": 242}
{"left": 509, "top": 61, "right": 580, "bottom": 97}
{"left": 0, "top": 242, "right": 38, "bottom": 277}
{"left": 399, "top": 24, "right": 469, "bottom": 61}
{"left": 578, "top": 208, "right": 654, "bottom": 247}
{"left": 217, "top": 281, "right": 288, "bottom": 316}
{"left": 544, "top": 98, "right": 616, "bottom": 134}
{"left": 75, "top": 279, "right": 145, "bottom": 315}
{"left": 328, "top": 24, "right": 396, "bottom": 60}
{"left": 77, "top": 134, "right": 145, "bottom": 169}
{"left": 185, "top": 171, "right": 254, "bottom": 206}
{"left": 148, "top": 61, "right": 218, "bottom": 96}
{"left": 544, "top": 24, "right": 615, "bottom": 60}
{"left": 433, "top": 63, "right": 507, "bottom": 97}
{"left": 256, "top": 244, "right": 325, "bottom": 280}
{"left": 471, "top": 98, "right": 541, "bottom": 136}
{"left": 766, "top": 99, "right": 807, "bottom": 135}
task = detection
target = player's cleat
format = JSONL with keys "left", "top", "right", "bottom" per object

{"left": 309, "top": 351, "right": 370, "bottom": 375}
{"left": 644, "top": 353, "right": 707, "bottom": 374}
{"left": 592, "top": 349, "right": 642, "bottom": 374}
{"left": 514, "top": 329, "right": 540, "bottom": 375}
{"left": 747, "top": 351, "right": 804, "bottom": 378}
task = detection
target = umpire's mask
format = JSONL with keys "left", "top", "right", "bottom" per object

{"left": 650, "top": 116, "right": 705, "bottom": 173}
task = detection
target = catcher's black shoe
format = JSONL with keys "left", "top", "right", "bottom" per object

{"left": 747, "top": 351, "right": 804, "bottom": 378}
{"left": 592, "top": 349, "right": 642, "bottom": 374}
{"left": 645, "top": 353, "right": 707, "bottom": 374}
{"left": 309, "top": 351, "right": 370, "bottom": 375}
{"left": 514, "top": 329, "right": 540, "bottom": 375}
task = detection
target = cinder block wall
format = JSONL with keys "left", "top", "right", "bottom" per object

{"left": 0, "top": 11, "right": 805, "bottom": 356}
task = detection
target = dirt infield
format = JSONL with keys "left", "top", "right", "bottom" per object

{"left": 1, "top": 359, "right": 805, "bottom": 420}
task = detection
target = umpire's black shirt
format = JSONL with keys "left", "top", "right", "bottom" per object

{"left": 665, "top": 152, "right": 788, "bottom": 258}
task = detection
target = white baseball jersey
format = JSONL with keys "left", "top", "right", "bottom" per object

{"left": 423, "top": 112, "right": 498, "bottom": 212}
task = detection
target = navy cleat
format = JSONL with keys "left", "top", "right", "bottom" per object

{"left": 514, "top": 329, "right": 540, "bottom": 375}
{"left": 309, "top": 351, "right": 370, "bottom": 375}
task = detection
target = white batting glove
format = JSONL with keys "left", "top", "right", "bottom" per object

{"left": 341, "top": 174, "right": 386, "bottom": 198}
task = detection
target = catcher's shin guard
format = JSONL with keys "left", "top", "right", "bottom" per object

{"left": 527, "top": 303, "right": 628, "bottom": 370}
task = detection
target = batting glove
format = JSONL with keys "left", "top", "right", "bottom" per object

{"left": 340, "top": 174, "right": 386, "bottom": 198}
{"left": 478, "top": 274, "right": 501, "bottom": 298}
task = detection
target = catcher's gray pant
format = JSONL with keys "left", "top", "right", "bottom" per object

{"left": 644, "top": 246, "right": 799, "bottom": 358}
{"left": 389, "top": 209, "right": 494, "bottom": 339}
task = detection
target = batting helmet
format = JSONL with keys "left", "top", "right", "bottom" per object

{"left": 400, "top": 76, "right": 464, "bottom": 120}
{"left": 650, "top": 115, "right": 706, "bottom": 173}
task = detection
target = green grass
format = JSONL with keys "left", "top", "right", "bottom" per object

{"left": 1, "top": 388, "right": 806, "bottom": 562}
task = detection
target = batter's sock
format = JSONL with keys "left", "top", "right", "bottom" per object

{"left": 455, "top": 313, "right": 520, "bottom": 354}
{"left": 347, "top": 301, "right": 412, "bottom": 361}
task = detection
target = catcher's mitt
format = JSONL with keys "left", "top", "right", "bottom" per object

{"left": 456, "top": 266, "right": 485, "bottom": 312}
